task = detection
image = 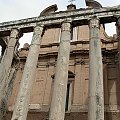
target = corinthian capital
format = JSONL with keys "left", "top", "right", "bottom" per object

{"left": 89, "top": 16, "right": 100, "bottom": 29}
{"left": 61, "top": 20, "right": 72, "bottom": 31}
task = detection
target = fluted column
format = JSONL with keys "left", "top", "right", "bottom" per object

{"left": 88, "top": 17, "right": 104, "bottom": 120}
{"left": 0, "top": 29, "right": 20, "bottom": 119}
{"left": 49, "top": 21, "right": 71, "bottom": 120}
{"left": 11, "top": 24, "right": 44, "bottom": 120}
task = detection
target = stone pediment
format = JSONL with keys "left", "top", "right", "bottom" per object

{"left": 40, "top": 4, "right": 58, "bottom": 16}
{"left": 85, "top": 0, "right": 102, "bottom": 8}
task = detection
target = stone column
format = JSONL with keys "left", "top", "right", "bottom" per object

{"left": 88, "top": 17, "right": 104, "bottom": 120}
{"left": 49, "top": 21, "right": 71, "bottom": 120}
{"left": 11, "top": 24, "right": 44, "bottom": 120}
{"left": 116, "top": 17, "right": 120, "bottom": 71}
{"left": 0, "top": 29, "right": 20, "bottom": 119}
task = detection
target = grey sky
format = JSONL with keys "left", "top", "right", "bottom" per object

{"left": 0, "top": 0, "right": 119, "bottom": 22}
{"left": 0, "top": 0, "right": 120, "bottom": 48}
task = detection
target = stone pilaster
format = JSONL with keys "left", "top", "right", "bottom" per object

{"left": 49, "top": 21, "right": 71, "bottom": 120}
{"left": 11, "top": 25, "right": 44, "bottom": 120}
{"left": 0, "top": 28, "right": 20, "bottom": 119}
{"left": 72, "top": 56, "right": 82, "bottom": 106}
{"left": 88, "top": 17, "right": 104, "bottom": 120}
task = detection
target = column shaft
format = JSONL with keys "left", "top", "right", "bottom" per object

{"left": 11, "top": 25, "right": 43, "bottom": 120}
{"left": 49, "top": 21, "right": 71, "bottom": 120}
{"left": 88, "top": 17, "right": 104, "bottom": 120}
{"left": 116, "top": 17, "right": 120, "bottom": 71}
{"left": 0, "top": 29, "right": 19, "bottom": 119}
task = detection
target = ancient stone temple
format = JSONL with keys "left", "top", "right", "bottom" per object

{"left": 0, "top": 0, "right": 120, "bottom": 120}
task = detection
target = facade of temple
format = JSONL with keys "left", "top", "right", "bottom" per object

{"left": 0, "top": 0, "right": 120, "bottom": 120}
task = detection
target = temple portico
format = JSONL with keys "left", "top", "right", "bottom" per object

{"left": 0, "top": 1, "right": 120, "bottom": 120}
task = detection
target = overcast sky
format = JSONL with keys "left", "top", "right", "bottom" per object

{"left": 0, "top": 0, "right": 120, "bottom": 48}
